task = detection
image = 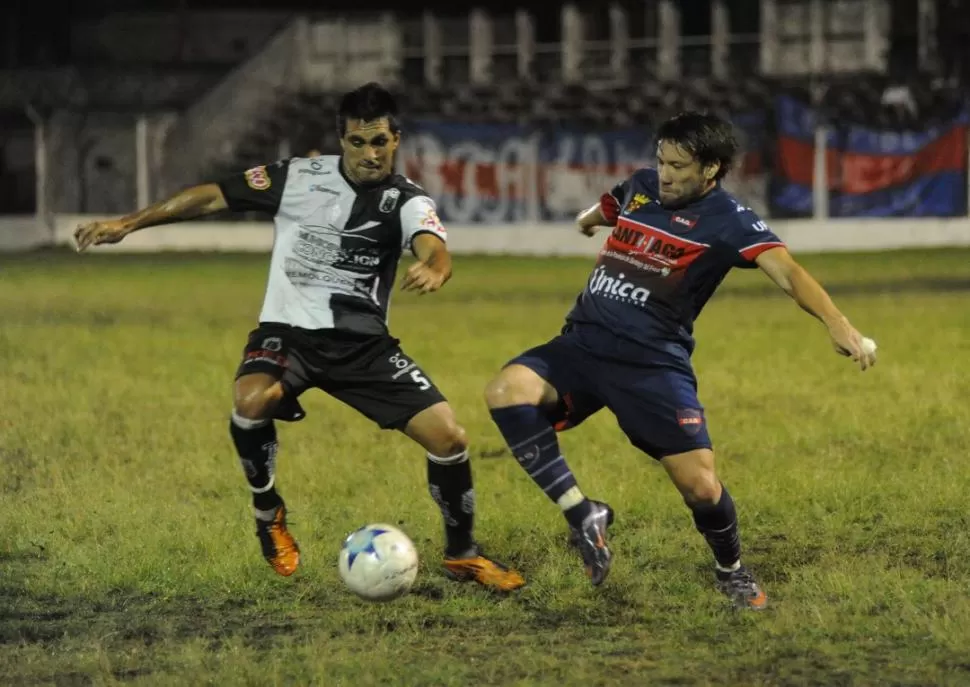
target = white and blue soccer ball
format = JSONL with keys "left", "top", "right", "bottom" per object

{"left": 338, "top": 523, "right": 419, "bottom": 602}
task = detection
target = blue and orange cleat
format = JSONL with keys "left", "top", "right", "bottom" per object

{"left": 715, "top": 565, "right": 768, "bottom": 610}
{"left": 569, "top": 501, "right": 614, "bottom": 586}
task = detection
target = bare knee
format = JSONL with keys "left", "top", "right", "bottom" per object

{"left": 428, "top": 422, "right": 468, "bottom": 458}
{"left": 661, "top": 449, "right": 722, "bottom": 506}
{"left": 405, "top": 402, "right": 469, "bottom": 457}
{"left": 484, "top": 364, "right": 550, "bottom": 408}
{"left": 233, "top": 374, "right": 283, "bottom": 421}
{"left": 680, "top": 472, "right": 721, "bottom": 506}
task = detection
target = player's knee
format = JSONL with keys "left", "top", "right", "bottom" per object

{"left": 233, "top": 395, "right": 271, "bottom": 422}
{"left": 406, "top": 403, "right": 469, "bottom": 456}
{"left": 663, "top": 448, "right": 720, "bottom": 505}
{"left": 426, "top": 420, "right": 468, "bottom": 457}
{"left": 680, "top": 470, "right": 721, "bottom": 506}
{"left": 233, "top": 375, "right": 282, "bottom": 421}
{"left": 484, "top": 365, "right": 543, "bottom": 408}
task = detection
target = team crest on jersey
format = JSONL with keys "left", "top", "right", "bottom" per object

{"left": 244, "top": 166, "right": 271, "bottom": 191}
{"left": 624, "top": 193, "right": 650, "bottom": 214}
{"left": 379, "top": 188, "right": 401, "bottom": 213}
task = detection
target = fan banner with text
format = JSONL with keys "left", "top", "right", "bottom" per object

{"left": 397, "top": 116, "right": 770, "bottom": 223}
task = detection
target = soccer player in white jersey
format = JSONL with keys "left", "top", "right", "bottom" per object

{"left": 73, "top": 82, "right": 526, "bottom": 592}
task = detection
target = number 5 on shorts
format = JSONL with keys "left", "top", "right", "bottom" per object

{"left": 410, "top": 369, "right": 431, "bottom": 391}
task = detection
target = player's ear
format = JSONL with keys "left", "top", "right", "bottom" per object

{"left": 703, "top": 162, "right": 720, "bottom": 181}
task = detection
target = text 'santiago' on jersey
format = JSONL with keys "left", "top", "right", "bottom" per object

{"left": 607, "top": 218, "right": 710, "bottom": 270}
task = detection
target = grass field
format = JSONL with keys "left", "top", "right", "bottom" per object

{"left": 2, "top": 247, "right": 969, "bottom": 686}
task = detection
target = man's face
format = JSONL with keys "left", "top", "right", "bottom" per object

{"left": 339, "top": 117, "right": 400, "bottom": 185}
{"left": 656, "top": 140, "right": 717, "bottom": 208}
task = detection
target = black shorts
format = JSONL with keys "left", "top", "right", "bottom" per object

{"left": 235, "top": 323, "right": 446, "bottom": 431}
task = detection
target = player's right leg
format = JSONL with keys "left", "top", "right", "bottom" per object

{"left": 230, "top": 326, "right": 308, "bottom": 577}
{"left": 484, "top": 338, "right": 613, "bottom": 585}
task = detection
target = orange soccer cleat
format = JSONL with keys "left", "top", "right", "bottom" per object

{"left": 443, "top": 546, "right": 526, "bottom": 592}
{"left": 255, "top": 503, "right": 301, "bottom": 577}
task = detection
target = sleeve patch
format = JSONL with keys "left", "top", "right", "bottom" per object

{"left": 244, "top": 166, "right": 271, "bottom": 191}
{"left": 419, "top": 205, "right": 445, "bottom": 235}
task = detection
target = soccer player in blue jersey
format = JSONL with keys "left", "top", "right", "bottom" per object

{"left": 484, "top": 111, "right": 876, "bottom": 609}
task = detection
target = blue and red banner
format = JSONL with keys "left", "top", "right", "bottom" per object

{"left": 396, "top": 115, "right": 767, "bottom": 224}
{"left": 393, "top": 101, "right": 968, "bottom": 222}
{"left": 396, "top": 122, "right": 653, "bottom": 223}
{"left": 771, "top": 95, "right": 970, "bottom": 217}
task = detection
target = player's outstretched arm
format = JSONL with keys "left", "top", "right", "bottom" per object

{"left": 576, "top": 203, "right": 611, "bottom": 237}
{"left": 74, "top": 183, "right": 229, "bottom": 252}
{"left": 755, "top": 246, "right": 876, "bottom": 371}
{"left": 401, "top": 233, "right": 452, "bottom": 295}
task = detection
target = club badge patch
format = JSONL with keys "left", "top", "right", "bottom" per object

{"left": 379, "top": 188, "right": 401, "bottom": 213}
{"left": 676, "top": 408, "right": 705, "bottom": 435}
{"left": 244, "top": 166, "right": 271, "bottom": 191}
{"left": 624, "top": 193, "right": 650, "bottom": 214}
{"left": 671, "top": 212, "right": 698, "bottom": 231}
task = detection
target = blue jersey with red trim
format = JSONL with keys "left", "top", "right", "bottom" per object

{"left": 565, "top": 168, "right": 785, "bottom": 357}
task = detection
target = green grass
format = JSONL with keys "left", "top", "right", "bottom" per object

{"left": 2, "top": 247, "right": 970, "bottom": 686}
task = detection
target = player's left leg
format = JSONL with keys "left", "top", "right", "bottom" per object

{"left": 660, "top": 449, "right": 767, "bottom": 610}
{"left": 608, "top": 363, "right": 767, "bottom": 610}
{"left": 324, "top": 337, "right": 525, "bottom": 592}
{"left": 485, "top": 335, "right": 613, "bottom": 586}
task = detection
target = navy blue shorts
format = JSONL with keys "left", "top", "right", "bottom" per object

{"left": 506, "top": 328, "right": 712, "bottom": 460}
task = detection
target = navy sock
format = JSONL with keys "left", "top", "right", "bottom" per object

{"left": 230, "top": 413, "right": 282, "bottom": 514}
{"left": 489, "top": 404, "right": 592, "bottom": 529}
{"left": 690, "top": 484, "right": 741, "bottom": 570}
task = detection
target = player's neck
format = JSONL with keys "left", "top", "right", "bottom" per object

{"left": 665, "top": 182, "right": 719, "bottom": 211}
{"left": 339, "top": 156, "right": 361, "bottom": 187}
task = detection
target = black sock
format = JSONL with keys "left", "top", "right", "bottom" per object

{"left": 229, "top": 413, "right": 282, "bottom": 514}
{"left": 690, "top": 484, "right": 741, "bottom": 570}
{"left": 426, "top": 450, "right": 475, "bottom": 556}
{"left": 489, "top": 404, "right": 591, "bottom": 530}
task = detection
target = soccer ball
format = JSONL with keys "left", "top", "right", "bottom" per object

{"left": 338, "top": 523, "right": 419, "bottom": 602}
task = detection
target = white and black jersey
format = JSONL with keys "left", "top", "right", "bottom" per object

{"left": 218, "top": 155, "right": 448, "bottom": 335}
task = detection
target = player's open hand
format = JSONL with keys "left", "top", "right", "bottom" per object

{"left": 401, "top": 261, "right": 448, "bottom": 295}
{"left": 74, "top": 219, "right": 131, "bottom": 252}
{"left": 826, "top": 317, "right": 876, "bottom": 371}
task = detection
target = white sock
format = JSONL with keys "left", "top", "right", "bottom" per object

{"left": 716, "top": 560, "right": 742, "bottom": 573}
{"left": 556, "top": 486, "right": 585, "bottom": 511}
{"left": 254, "top": 506, "right": 279, "bottom": 522}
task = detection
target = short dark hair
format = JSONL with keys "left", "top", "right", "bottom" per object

{"left": 336, "top": 82, "right": 401, "bottom": 137}
{"left": 656, "top": 111, "right": 738, "bottom": 181}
